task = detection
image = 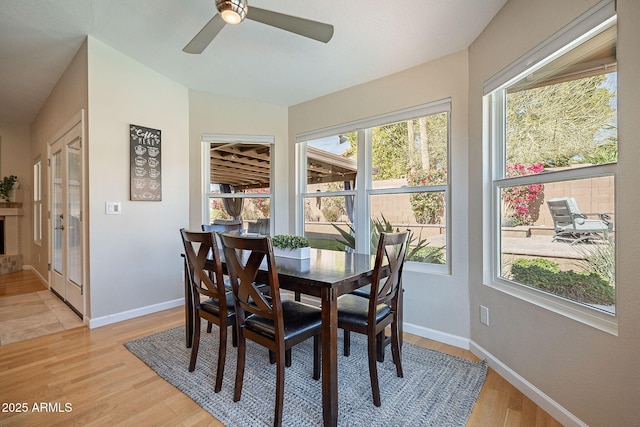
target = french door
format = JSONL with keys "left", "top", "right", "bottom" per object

{"left": 49, "top": 114, "right": 85, "bottom": 316}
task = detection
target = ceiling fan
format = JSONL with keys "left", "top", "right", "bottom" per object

{"left": 183, "top": 0, "right": 334, "bottom": 54}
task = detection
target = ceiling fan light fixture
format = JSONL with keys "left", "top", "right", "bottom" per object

{"left": 216, "top": 0, "right": 248, "bottom": 25}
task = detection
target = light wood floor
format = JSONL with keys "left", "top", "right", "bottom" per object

{"left": 0, "top": 271, "right": 562, "bottom": 426}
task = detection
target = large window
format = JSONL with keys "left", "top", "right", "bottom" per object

{"left": 485, "top": 4, "right": 617, "bottom": 330}
{"left": 204, "top": 137, "right": 273, "bottom": 234}
{"left": 298, "top": 101, "right": 450, "bottom": 269}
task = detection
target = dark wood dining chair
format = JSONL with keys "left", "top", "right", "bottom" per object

{"left": 220, "top": 233, "right": 321, "bottom": 427}
{"left": 337, "top": 231, "right": 409, "bottom": 407}
{"left": 202, "top": 221, "right": 244, "bottom": 327}
{"left": 180, "top": 228, "right": 236, "bottom": 393}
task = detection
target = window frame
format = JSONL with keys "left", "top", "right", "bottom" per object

{"left": 296, "top": 99, "right": 451, "bottom": 274}
{"left": 33, "top": 158, "right": 43, "bottom": 245}
{"left": 483, "top": 2, "right": 618, "bottom": 334}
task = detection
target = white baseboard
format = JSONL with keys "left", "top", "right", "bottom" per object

{"left": 88, "top": 298, "right": 184, "bottom": 329}
{"left": 470, "top": 340, "right": 587, "bottom": 427}
{"left": 403, "top": 322, "right": 471, "bottom": 350}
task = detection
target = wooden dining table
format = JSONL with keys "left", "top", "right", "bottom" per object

{"left": 185, "top": 247, "right": 383, "bottom": 427}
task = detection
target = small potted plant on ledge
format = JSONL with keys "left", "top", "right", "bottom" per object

{"left": 271, "top": 234, "right": 311, "bottom": 259}
{"left": 0, "top": 175, "right": 18, "bottom": 207}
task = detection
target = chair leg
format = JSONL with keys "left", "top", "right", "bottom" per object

{"left": 285, "top": 349, "right": 292, "bottom": 367}
{"left": 343, "top": 330, "right": 351, "bottom": 356}
{"left": 274, "top": 348, "right": 286, "bottom": 427}
{"left": 189, "top": 318, "right": 201, "bottom": 372}
{"left": 391, "top": 321, "right": 403, "bottom": 378}
{"left": 215, "top": 324, "right": 227, "bottom": 393}
{"left": 207, "top": 321, "right": 213, "bottom": 333}
{"left": 312, "top": 335, "right": 321, "bottom": 380}
{"left": 231, "top": 323, "right": 238, "bottom": 347}
{"left": 367, "top": 332, "right": 382, "bottom": 407}
{"left": 233, "top": 334, "right": 247, "bottom": 402}
{"left": 376, "top": 331, "right": 385, "bottom": 362}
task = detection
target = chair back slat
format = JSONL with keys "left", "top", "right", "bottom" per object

{"left": 220, "top": 234, "right": 282, "bottom": 329}
{"left": 181, "top": 229, "right": 227, "bottom": 301}
{"left": 370, "top": 232, "right": 409, "bottom": 315}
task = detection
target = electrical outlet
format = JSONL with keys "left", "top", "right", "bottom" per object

{"left": 480, "top": 305, "right": 490, "bottom": 326}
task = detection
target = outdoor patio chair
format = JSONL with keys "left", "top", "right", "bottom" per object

{"left": 547, "top": 197, "right": 612, "bottom": 244}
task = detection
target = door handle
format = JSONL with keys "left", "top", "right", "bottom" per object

{"left": 55, "top": 225, "right": 65, "bottom": 230}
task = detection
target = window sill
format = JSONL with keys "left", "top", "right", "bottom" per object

{"left": 487, "top": 277, "right": 618, "bottom": 336}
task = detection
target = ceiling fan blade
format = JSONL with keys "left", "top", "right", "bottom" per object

{"left": 247, "top": 7, "right": 334, "bottom": 43}
{"left": 183, "top": 14, "right": 226, "bottom": 54}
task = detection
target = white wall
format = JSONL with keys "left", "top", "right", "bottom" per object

{"left": 30, "top": 40, "right": 89, "bottom": 278}
{"left": 86, "top": 37, "right": 189, "bottom": 321}
{"left": 468, "top": 1, "right": 640, "bottom": 425}
{"left": 289, "top": 50, "right": 471, "bottom": 345}
{"left": 0, "top": 123, "right": 31, "bottom": 263}
{"left": 187, "top": 90, "right": 288, "bottom": 234}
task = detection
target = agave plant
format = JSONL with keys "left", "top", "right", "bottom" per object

{"left": 331, "top": 215, "right": 445, "bottom": 263}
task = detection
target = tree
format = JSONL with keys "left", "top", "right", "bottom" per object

{"left": 506, "top": 75, "right": 616, "bottom": 166}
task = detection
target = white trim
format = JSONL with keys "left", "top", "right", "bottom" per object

{"left": 483, "top": 0, "right": 615, "bottom": 94}
{"left": 483, "top": 2, "right": 618, "bottom": 333}
{"left": 201, "top": 134, "right": 275, "bottom": 144}
{"left": 403, "top": 322, "right": 470, "bottom": 350}
{"left": 295, "top": 99, "right": 451, "bottom": 143}
{"left": 489, "top": 278, "right": 617, "bottom": 335}
{"left": 88, "top": 298, "right": 183, "bottom": 329}
{"left": 470, "top": 340, "right": 588, "bottom": 427}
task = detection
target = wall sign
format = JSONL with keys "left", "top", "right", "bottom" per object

{"left": 130, "top": 124, "right": 162, "bottom": 201}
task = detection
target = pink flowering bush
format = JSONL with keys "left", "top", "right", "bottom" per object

{"left": 502, "top": 163, "right": 545, "bottom": 226}
{"left": 407, "top": 169, "right": 447, "bottom": 224}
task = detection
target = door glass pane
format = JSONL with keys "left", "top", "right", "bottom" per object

{"left": 52, "top": 150, "right": 63, "bottom": 274}
{"left": 68, "top": 139, "right": 82, "bottom": 286}
{"left": 207, "top": 142, "right": 271, "bottom": 231}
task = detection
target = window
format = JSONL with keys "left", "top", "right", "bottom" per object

{"left": 203, "top": 136, "right": 273, "bottom": 234}
{"left": 33, "top": 158, "right": 42, "bottom": 245}
{"left": 298, "top": 101, "right": 450, "bottom": 269}
{"left": 485, "top": 4, "right": 617, "bottom": 331}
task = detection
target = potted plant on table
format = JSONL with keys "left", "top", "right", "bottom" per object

{"left": 271, "top": 235, "right": 311, "bottom": 259}
{"left": 0, "top": 175, "right": 18, "bottom": 206}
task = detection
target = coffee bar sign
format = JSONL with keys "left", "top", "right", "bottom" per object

{"left": 130, "top": 124, "right": 162, "bottom": 201}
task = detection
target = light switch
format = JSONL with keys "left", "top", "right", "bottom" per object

{"left": 106, "top": 202, "right": 122, "bottom": 215}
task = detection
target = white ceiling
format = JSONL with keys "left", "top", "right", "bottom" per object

{"left": 0, "top": 0, "right": 507, "bottom": 125}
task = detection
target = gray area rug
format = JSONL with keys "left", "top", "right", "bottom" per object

{"left": 125, "top": 324, "right": 487, "bottom": 426}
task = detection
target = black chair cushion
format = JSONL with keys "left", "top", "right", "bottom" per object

{"left": 350, "top": 285, "right": 371, "bottom": 298}
{"left": 244, "top": 301, "right": 321, "bottom": 341}
{"left": 200, "top": 291, "right": 235, "bottom": 316}
{"left": 337, "top": 294, "right": 392, "bottom": 327}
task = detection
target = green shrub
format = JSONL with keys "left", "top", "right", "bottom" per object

{"left": 511, "top": 258, "right": 614, "bottom": 305}
{"left": 407, "top": 246, "right": 445, "bottom": 264}
{"left": 272, "top": 235, "right": 310, "bottom": 250}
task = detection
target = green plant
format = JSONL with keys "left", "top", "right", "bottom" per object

{"left": 407, "top": 169, "right": 447, "bottom": 224}
{"left": 408, "top": 246, "right": 445, "bottom": 264}
{"left": 511, "top": 258, "right": 614, "bottom": 305}
{"left": 331, "top": 215, "right": 445, "bottom": 264}
{"left": 0, "top": 175, "right": 17, "bottom": 202}
{"left": 576, "top": 241, "right": 615, "bottom": 286}
{"left": 321, "top": 206, "right": 342, "bottom": 222}
{"left": 271, "top": 235, "right": 310, "bottom": 250}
